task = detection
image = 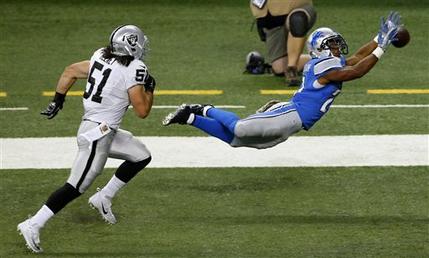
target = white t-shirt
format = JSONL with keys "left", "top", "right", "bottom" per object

{"left": 82, "top": 48, "right": 148, "bottom": 128}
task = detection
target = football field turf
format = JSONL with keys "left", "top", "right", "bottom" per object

{"left": 1, "top": 167, "right": 428, "bottom": 257}
{"left": 0, "top": 0, "right": 428, "bottom": 257}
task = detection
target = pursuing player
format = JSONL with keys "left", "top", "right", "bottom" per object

{"left": 163, "top": 12, "right": 401, "bottom": 149}
{"left": 17, "top": 25, "right": 155, "bottom": 253}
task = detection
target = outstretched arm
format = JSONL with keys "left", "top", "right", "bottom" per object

{"left": 41, "top": 60, "right": 90, "bottom": 119}
{"left": 346, "top": 11, "right": 401, "bottom": 66}
{"left": 346, "top": 40, "right": 378, "bottom": 66}
{"left": 55, "top": 61, "right": 90, "bottom": 94}
{"left": 320, "top": 53, "right": 379, "bottom": 83}
{"left": 320, "top": 11, "right": 401, "bottom": 84}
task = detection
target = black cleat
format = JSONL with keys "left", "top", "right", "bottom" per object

{"left": 188, "top": 104, "right": 205, "bottom": 116}
{"left": 188, "top": 104, "right": 213, "bottom": 116}
{"left": 162, "top": 104, "right": 192, "bottom": 126}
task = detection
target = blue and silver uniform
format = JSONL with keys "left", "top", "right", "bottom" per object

{"left": 292, "top": 56, "right": 346, "bottom": 130}
{"left": 189, "top": 55, "right": 346, "bottom": 149}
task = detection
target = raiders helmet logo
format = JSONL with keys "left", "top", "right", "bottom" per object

{"left": 124, "top": 34, "right": 138, "bottom": 47}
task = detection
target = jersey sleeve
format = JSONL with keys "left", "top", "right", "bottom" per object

{"left": 91, "top": 48, "right": 104, "bottom": 62}
{"left": 313, "top": 57, "right": 343, "bottom": 78}
{"left": 124, "top": 60, "right": 148, "bottom": 90}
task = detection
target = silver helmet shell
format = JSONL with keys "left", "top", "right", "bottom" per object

{"left": 109, "top": 25, "right": 148, "bottom": 60}
{"left": 307, "top": 27, "right": 348, "bottom": 58}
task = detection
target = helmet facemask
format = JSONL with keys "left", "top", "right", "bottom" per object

{"left": 319, "top": 34, "right": 349, "bottom": 56}
{"left": 307, "top": 27, "right": 349, "bottom": 58}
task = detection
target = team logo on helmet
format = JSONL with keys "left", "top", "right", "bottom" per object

{"left": 124, "top": 34, "right": 138, "bottom": 47}
{"left": 111, "top": 25, "right": 146, "bottom": 59}
{"left": 311, "top": 31, "right": 323, "bottom": 48}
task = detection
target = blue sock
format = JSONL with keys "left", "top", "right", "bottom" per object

{"left": 192, "top": 116, "right": 234, "bottom": 143}
{"left": 206, "top": 108, "right": 240, "bottom": 133}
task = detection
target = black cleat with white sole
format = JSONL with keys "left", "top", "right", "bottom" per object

{"left": 162, "top": 104, "right": 192, "bottom": 126}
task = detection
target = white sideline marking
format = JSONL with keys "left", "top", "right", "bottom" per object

{"left": 0, "top": 107, "right": 29, "bottom": 111}
{"left": 331, "top": 104, "right": 429, "bottom": 108}
{"left": 0, "top": 135, "right": 427, "bottom": 169}
{"left": 152, "top": 105, "right": 429, "bottom": 109}
{"left": 151, "top": 105, "right": 246, "bottom": 109}
{"left": 0, "top": 105, "right": 428, "bottom": 112}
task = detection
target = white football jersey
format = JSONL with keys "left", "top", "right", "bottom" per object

{"left": 82, "top": 48, "right": 148, "bottom": 128}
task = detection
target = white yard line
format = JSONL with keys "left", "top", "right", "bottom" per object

{"left": 140, "top": 104, "right": 429, "bottom": 109}
{"left": 1, "top": 105, "right": 428, "bottom": 112}
{"left": 0, "top": 107, "right": 29, "bottom": 111}
{"left": 1, "top": 135, "right": 427, "bottom": 169}
{"left": 151, "top": 105, "right": 246, "bottom": 109}
{"left": 331, "top": 104, "right": 429, "bottom": 108}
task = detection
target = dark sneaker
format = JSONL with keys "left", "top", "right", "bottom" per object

{"left": 188, "top": 104, "right": 205, "bottom": 116}
{"left": 162, "top": 104, "right": 191, "bottom": 126}
{"left": 188, "top": 104, "right": 213, "bottom": 116}
{"left": 286, "top": 66, "right": 301, "bottom": 87}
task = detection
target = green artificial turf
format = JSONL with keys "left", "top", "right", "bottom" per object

{"left": 1, "top": 167, "right": 428, "bottom": 257}
{"left": 0, "top": 1, "right": 428, "bottom": 257}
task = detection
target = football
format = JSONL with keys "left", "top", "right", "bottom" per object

{"left": 392, "top": 26, "right": 410, "bottom": 48}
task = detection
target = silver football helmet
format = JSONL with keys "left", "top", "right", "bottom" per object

{"left": 307, "top": 27, "right": 348, "bottom": 58}
{"left": 109, "top": 25, "right": 148, "bottom": 60}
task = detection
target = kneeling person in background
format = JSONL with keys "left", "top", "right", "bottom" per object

{"left": 250, "top": 0, "right": 317, "bottom": 86}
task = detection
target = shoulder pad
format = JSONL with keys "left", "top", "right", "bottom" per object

{"left": 313, "top": 57, "right": 342, "bottom": 76}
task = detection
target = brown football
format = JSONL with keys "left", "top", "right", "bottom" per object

{"left": 392, "top": 26, "right": 410, "bottom": 48}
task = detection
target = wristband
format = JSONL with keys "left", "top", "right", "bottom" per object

{"left": 53, "top": 92, "right": 66, "bottom": 105}
{"left": 372, "top": 47, "right": 384, "bottom": 59}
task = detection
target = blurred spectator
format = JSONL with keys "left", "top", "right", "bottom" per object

{"left": 250, "top": 0, "right": 317, "bottom": 86}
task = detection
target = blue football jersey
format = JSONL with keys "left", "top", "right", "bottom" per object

{"left": 291, "top": 56, "right": 346, "bottom": 130}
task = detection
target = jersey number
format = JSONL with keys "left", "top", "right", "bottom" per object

{"left": 83, "top": 61, "right": 112, "bottom": 103}
{"left": 320, "top": 89, "right": 341, "bottom": 113}
{"left": 135, "top": 69, "right": 146, "bottom": 82}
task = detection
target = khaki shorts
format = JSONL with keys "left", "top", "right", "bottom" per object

{"left": 264, "top": 26, "right": 288, "bottom": 64}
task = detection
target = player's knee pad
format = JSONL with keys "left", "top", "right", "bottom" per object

{"left": 115, "top": 156, "right": 152, "bottom": 183}
{"left": 286, "top": 4, "right": 317, "bottom": 37}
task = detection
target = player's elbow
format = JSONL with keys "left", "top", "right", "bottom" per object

{"left": 136, "top": 111, "right": 150, "bottom": 119}
{"left": 134, "top": 107, "right": 151, "bottom": 119}
{"left": 354, "top": 71, "right": 365, "bottom": 79}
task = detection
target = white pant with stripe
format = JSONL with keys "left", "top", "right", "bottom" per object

{"left": 67, "top": 120, "right": 151, "bottom": 193}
